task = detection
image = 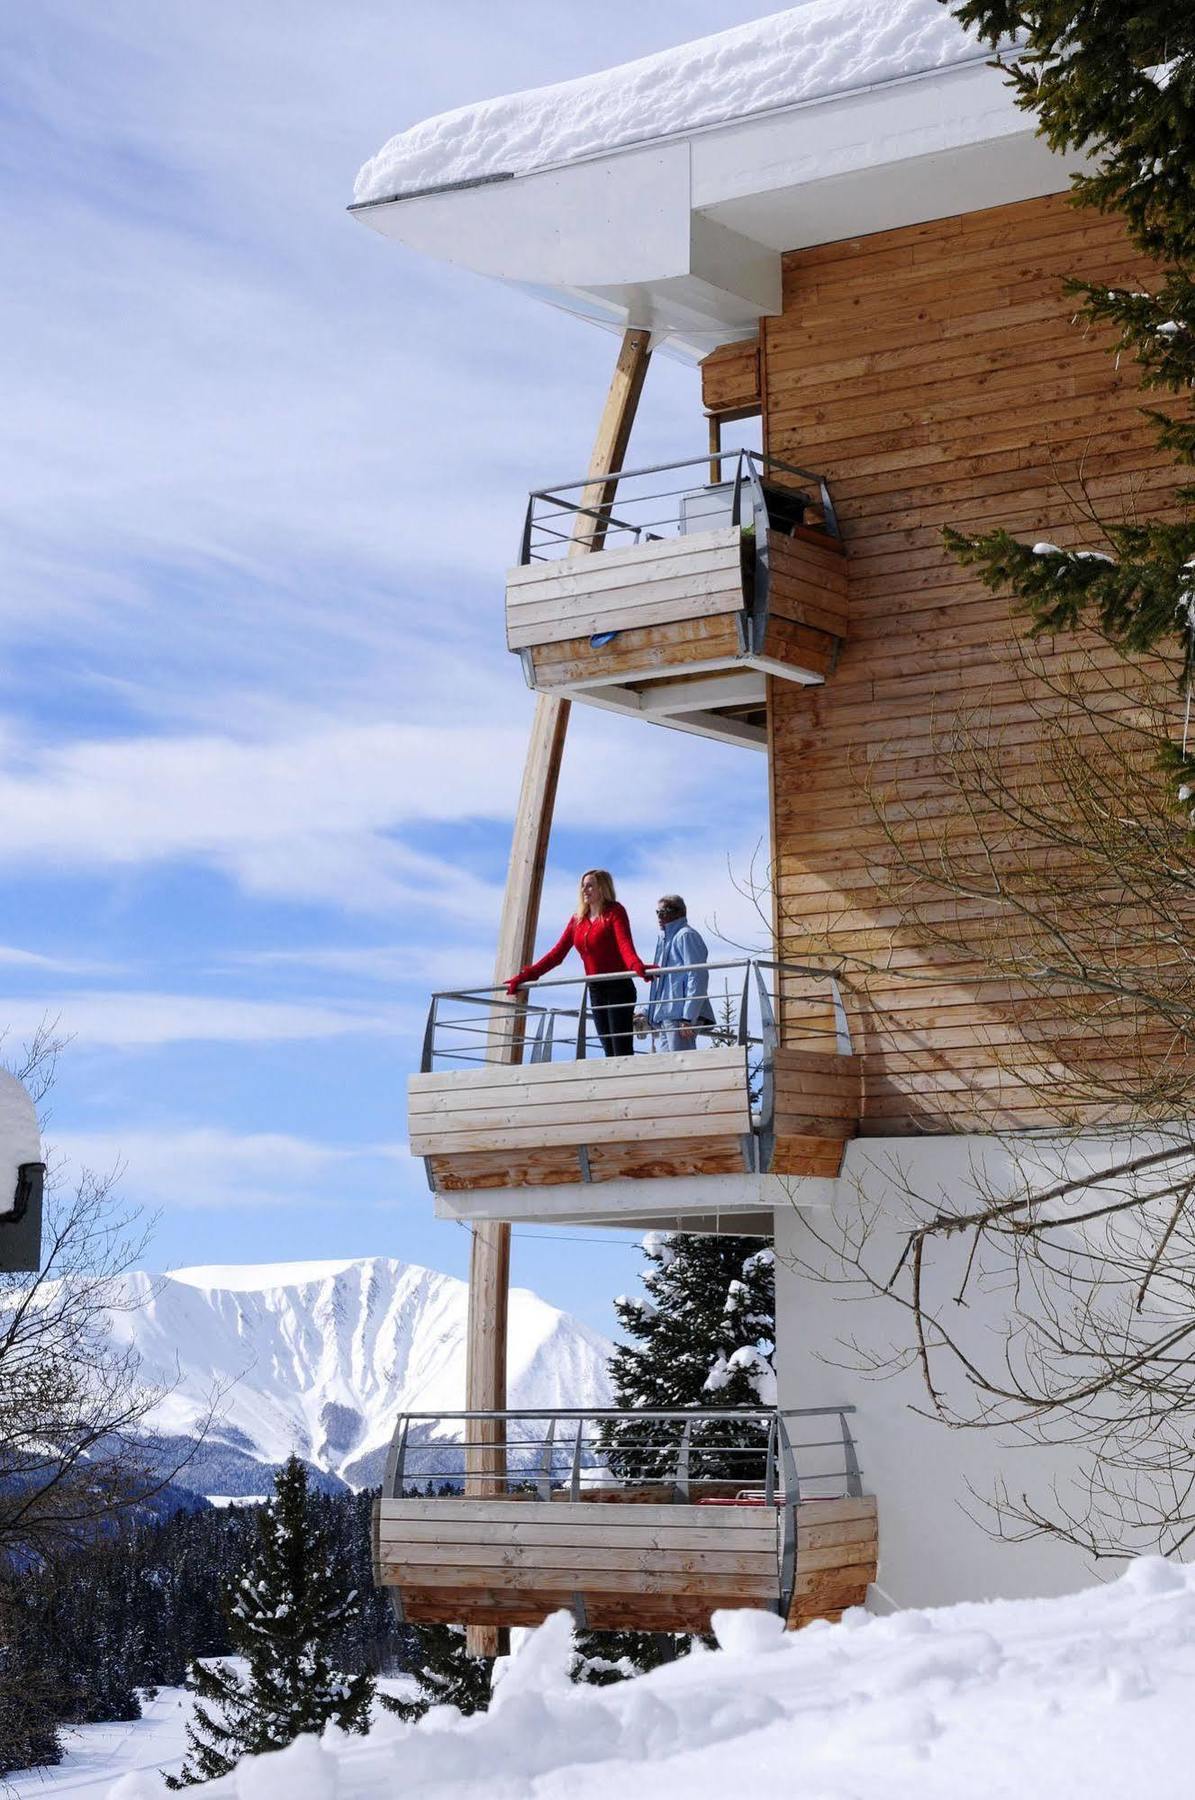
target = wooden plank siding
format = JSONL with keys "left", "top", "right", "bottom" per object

{"left": 374, "top": 1493, "right": 877, "bottom": 1634}
{"left": 701, "top": 336, "right": 762, "bottom": 416}
{"left": 410, "top": 1047, "right": 754, "bottom": 1192}
{"left": 411, "top": 1041, "right": 867, "bottom": 1192}
{"left": 763, "top": 191, "right": 1180, "bottom": 1134}
{"left": 511, "top": 523, "right": 845, "bottom": 726}
{"left": 770, "top": 1049, "right": 860, "bottom": 1178}
{"left": 507, "top": 529, "right": 747, "bottom": 651}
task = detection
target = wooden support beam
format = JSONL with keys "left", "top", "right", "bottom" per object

{"left": 463, "top": 326, "right": 651, "bottom": 1655}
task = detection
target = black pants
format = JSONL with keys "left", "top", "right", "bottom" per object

{"left": 589, "top": 976, "right": 636, "bottom": 1058}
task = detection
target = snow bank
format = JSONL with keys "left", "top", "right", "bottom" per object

{"left": 147, "top": 1560, "right": 1195, "bottom": 1799}
{"left": 354, "top": 0, "right": 996, "bottom": 204}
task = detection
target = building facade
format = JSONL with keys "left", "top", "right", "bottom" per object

{"left": 356, "top": 8, "right": 1177, "bottom": 1625}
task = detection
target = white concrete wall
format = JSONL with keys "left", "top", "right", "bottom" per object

{"left": 773, "top": 1135, "right": 1125, "bottom": 1612}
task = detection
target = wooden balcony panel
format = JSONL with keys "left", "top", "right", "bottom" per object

{"left": 507, "top": 519, "right": 847, "bottom": 749}
{"left": 506, "top": 528, "right": 747, "bottom": 652}
{"left": 373, "top": 1493, "right": 878, "bottom": 1634}
{"left": 409, "top": 1048, "right": 754, "bottom": 1194}
{"left": 701, "top": 337, "right": 761, "bottom": 417}
{"left": 768, "top": 1048, "right": 861, "bottom": 1178}
{"left": 531, "top": 613, "right": 744, "bottom": 691}
{"left": 766, "top": 528, "right": 849, "bottom": 638}
{"left": 788, "top": 1496, "right": 878, "bottom": 1628}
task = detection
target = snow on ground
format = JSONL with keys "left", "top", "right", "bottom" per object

{"left": 53, "top": 1560, "right": 1195, "bottom": 1799}
{"left": 8, "top": 1687, "right": 194, "bottom": 1799}
{"left": 354, "top": 0, "right": 996, "bottom": 203}
{"left": 9, "top": 1681, "right": 417, "bottom": 1798}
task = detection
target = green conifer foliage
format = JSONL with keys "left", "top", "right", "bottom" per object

{"left": 167, "top": 1458, "right": 374, "bottom": 1787}
{"left": 575, "top": 1233, "right": 775, "bottom": 1685}
{"left": 603, "top": 1233, "right": 776, "bottom": 1474}
{"left": 384, "top": 1623, "right": 493, "bottom": 1721}
{"left": 938, "top": 2, "right": 1195, "bottom": 792}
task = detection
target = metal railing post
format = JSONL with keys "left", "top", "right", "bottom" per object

{"left": 382, "top": 1416, "right": 409, "bottom": 1500}
{"left": 777, "top": 1412, "right": 800, "bottom": 1505}
{"left": 829, "top": 975, "right": 853, "bottom": 1056}
{"left": 519, "top": 495, "right": 536, "bottom": 565}
{"left": 840, "top": 1410, "right": 863, "bottom": 1499}
{"left": 673, "top": 1416, "right": 693, "bottom": 1503}
{"left": 420, "top": 999, "right": 437, "bottom": 1074}
{"left": 570, "top": 1417, "right": 585, "bottom": 1502}
{"left": 764, "top": 1412, "right": 778, "bottom": 1506}
{"left": 537, "top": 1416, "right": 557, "bottom": 1501}
{"left": 737, "top": 963, "right": 751, "bottom": 1045}
{"left": 575, "top": 987, "right": 589, "bottom": 1059}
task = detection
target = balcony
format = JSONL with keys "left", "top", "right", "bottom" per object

{"left": 406, "top": 958, "right": 859, "bottom": 1199}
{"left": 507, "top": 450, "right": 846, "bottom": 750}
{"left": 372, "top": 1406, "right": 877, "bottom": 1634}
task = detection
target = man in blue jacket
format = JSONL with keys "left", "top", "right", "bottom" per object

{"left": 647, "top": 894, "right": 716, "bottom": 1052}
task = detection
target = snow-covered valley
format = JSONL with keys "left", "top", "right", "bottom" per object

{"left": 102, "top": 1256, "right": 614, "bottom": 1493}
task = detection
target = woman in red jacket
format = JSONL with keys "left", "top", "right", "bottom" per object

{"left": 506, "top": 869, "right": 650, "bottom": 1058}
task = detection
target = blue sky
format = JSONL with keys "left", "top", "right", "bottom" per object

{"left": 0, "top": 2, "right": 779, "bottom": 1334}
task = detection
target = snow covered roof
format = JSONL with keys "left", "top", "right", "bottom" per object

{"left": 352, "top": 3, "right": 1080, "bottom": 361}
{"left": 354, "top": 0, "right": 994, "bottom": 206}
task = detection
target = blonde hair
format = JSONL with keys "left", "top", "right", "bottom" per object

{"left": 575, "top": 868, "right": 616, "bottom": 920}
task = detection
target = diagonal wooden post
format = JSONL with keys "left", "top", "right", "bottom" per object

{"left": 464, "top": 326, "right": 651, "bottom": 1657}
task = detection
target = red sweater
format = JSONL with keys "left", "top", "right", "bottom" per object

{"left": 513, "top": 902, "right": 647, "bottom": 986}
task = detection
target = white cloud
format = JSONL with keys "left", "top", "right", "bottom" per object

{"left": 236, "top": 942, "right": 493, "bottom": 988}
{"left": 0, "top": 709, "right": 761, "bottom": 920}
{"left": 50, "top": 1125, "right": 417, "bottom": 1212}
{"left": 0, "top": 943, "right": 119, "bottom": 975}
{"left": 0, "top": 992, "right": 410, "bottom": 1049}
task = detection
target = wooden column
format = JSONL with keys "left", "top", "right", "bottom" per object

{"left": 464, "top": 326, "right": 651, "bottom": 1656}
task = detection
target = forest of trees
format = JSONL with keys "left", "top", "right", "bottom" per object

{"left": 0, "top": 1228, "right": 776, "bottom": 1776}
{"left": 0, "top": 1484, "right": 409, "bottom": 1777}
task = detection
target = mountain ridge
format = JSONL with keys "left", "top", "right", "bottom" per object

{"left": 100, "top": 1254, "right": 615, "bottom": 1493}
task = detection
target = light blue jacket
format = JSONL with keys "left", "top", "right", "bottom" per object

{"left": 648, "top": 917, "right": 716, "bottom": 1028}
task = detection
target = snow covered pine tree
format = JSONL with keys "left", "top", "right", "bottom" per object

{"left": 383, "top": 1623, "right": 494, "bottom": 1721}
{"left": 167, "top": 1457, "right": 373, "bottom": 1786}
{"left": 605, "top": 1232, "right": 776, "bottom": 1471}
{"left": 575, "top": 1233, "right": 776, "bottom": 1685}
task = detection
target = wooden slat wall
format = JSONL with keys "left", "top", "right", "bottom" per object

{"left": 770, "top": 1049, "right": 860, "bottom": 1177}
{"left": 701, "top": 337, "right": 761, "bottom": 416}
{"left": 374, "top": 1493, "right": 878, "bottom": 1633}
{"left": 765, "top": 529, "right": 848, "bottom": 641}
{"left": 411, "top": 1048, "right": 753, "bottom": 1189}
{"left": 764, "top": 192, "right": 1176, "bottom": 1133}
{"left": 530, "top": 612, "right": 743, "bottom": 691}
{"left": 788, "top": 1496, "right": 878, "bottom": 1628}
{"left": 507, "top": 528, "right": 746, "bottom": 650}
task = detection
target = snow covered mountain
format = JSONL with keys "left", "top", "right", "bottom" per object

{"left": 101, "top": 1256, "right": 615, "bottom": 1493}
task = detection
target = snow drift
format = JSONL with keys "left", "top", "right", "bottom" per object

{"left": 354, "top": 0, "right": 994, "bottom": 205}
{"left": 123, "top": 1558, "right": 1195, "bottom": 1799}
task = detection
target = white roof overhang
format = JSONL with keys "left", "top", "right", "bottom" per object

{"left": 352, "top": 56, "right": 1080, "bottom": 363}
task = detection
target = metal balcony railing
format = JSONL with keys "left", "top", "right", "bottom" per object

{"left": 383, "top": 1406, "right": 862, "bottom": 1506}
{"left": 418, "top": 957, "right": 852, "bottom": 1075}
{"left": 381, "top": 1405, "right": 863, "bottom": 1627}
{"left": 518, "top": 448, "right": 840, "bottom": 566}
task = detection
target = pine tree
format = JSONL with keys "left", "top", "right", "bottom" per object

{"left": 575, "top": 1233, "right": 776, "bottom": 1685}
{"left": 385, "top": 1625, "right": 493, "bottom": 1720}
{"left": 602, "top": 1232, "right": 776, "bottom": 1481}
{"left": 935, "top": 2, "right": 1195, "bottom": 793}
{"left": 167, "top": 1458, "right": 374, "bottom": 1787}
